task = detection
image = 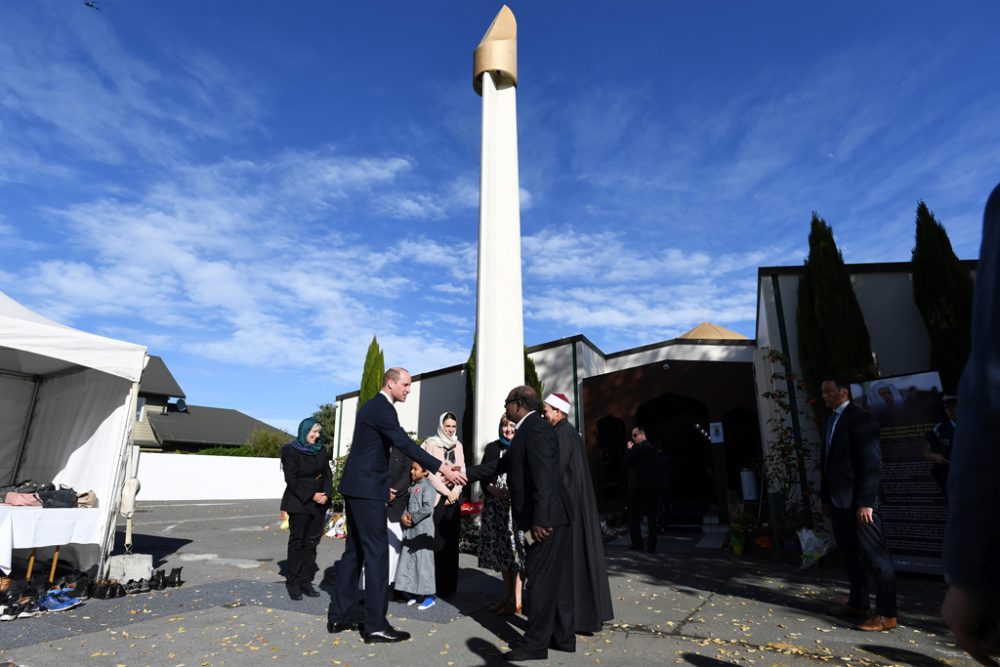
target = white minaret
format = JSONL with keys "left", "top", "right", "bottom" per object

{"left": 472, "top": 5, "right": 525, "bottom": 467}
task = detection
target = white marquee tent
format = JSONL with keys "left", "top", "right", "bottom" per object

{"left": 0, "top": 290, "right": 147, "bottom": 575}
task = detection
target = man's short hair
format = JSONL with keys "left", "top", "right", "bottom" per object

{"left": 632, "top": 425, "right": 646, "bottom": 436}
{"left": 509, "top": 385, "right": 542, "bottom": 412}
{"left": 824, "top": 375, "right": 852, "bottom": 392}
{"left": 383, "top": 367, "right": 405, "bottom": 385}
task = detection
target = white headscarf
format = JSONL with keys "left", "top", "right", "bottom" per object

{"left": 426, "top": 412, "right": 460, "bottom": 461}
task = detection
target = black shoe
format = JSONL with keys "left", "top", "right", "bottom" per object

{"left": 627, "top": 544, "right": 644, "bottom": 551}
{"left": 299, "top": 582, "right": 320, "bottom": 598}
{"left": 362, "top": 626, "right": 410, "bottom": 643}
{"left": 286, "top": 584, "right": 302, "bottom": 601}
{"left": 549, "top": 640, "right": 576, "bottom": 652}
{"left": 327, "top": 621, "right": 358, "bottom": 633}
{"left": 503, "top": 646, "right": 548, "bottom": 661}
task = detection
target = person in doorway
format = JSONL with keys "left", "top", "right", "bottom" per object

{"left": 327, "top": 368, "right": 466, "bottom": 644}
{"left": 624, "top": 425, "right": 659, "bottom": 553}
{"left": 543, "top": 392, "right": 614, "bottom": 633}
{"left": 422, "top": 411, "right": 466, "bottom": 599}
{"left": 280, "top": 417, "right": 332, "bottom": 601}
{"left": 820, "top": 376, "right": 898, "bottom": 632}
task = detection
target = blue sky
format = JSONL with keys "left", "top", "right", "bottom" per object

{"left": 2, "top": 1, "right": 998, "bottom": 434}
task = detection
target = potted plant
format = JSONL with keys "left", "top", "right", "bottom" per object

{"left": 729, "top": 507, "right": 753, "bottom": 556}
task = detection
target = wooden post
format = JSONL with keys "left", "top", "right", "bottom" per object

{"left": 49, "top": 545, "right": 60, "bottom": 583}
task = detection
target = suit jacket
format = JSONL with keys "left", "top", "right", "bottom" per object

{"left": 624, "top": 440, "right": 660, "bottom": 494}
{"left": 386, "top": 447, "right": 413, "bottom": 523}
{"left": 280, "top": 444, "right": 333, "bottom": 514}
{"left": 945, "top": 182, "right": 1000, "bottom": 595}
{"left": 821, "top": 401, "right": 882, "bottom": 509}
{"left": 339, "top": 393, "right": 442, "bottom": 501}
{"left": 469, "top": 412, "right": 570, "bottom": 532}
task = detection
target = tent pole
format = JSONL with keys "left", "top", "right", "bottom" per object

{"left": 9, "top": 378, "right": 40, "bottom": 485}
{"left": 99, "top": 380, "right": 141, "bottom": 577}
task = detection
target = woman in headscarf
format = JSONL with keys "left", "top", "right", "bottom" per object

{"left": 476, "top": 414, "right": 525, "bottom": 615}
{"left": 422, "top": 411, "right": 466, "bottom": 599}
{"left": 280, "top": 417, "right": 332, "bottom": 601}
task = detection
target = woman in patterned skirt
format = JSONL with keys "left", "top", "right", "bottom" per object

{"left": 476, "top": 414, "right": 525, "bottom": 615}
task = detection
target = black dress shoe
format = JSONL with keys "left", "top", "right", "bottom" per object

{"left": 286, "top": 584, "right": 303, "bottom": 601}
{"left": 299, "top": 582, "right": 320, "bottom": 598}
{"left": 503, "top": 646, "right": 548, "bottom": 661}
{"left": 362, "top": 626, "right": 410, "bottom": 643}
{"left": 549, "top": 639, "right": 576, "bottom": 652}
{"left": 327, "top": 621, "right": 358, "bottom": 633}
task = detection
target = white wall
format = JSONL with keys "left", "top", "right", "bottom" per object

{"left": 137, "top": 452, "right": 287, "bottom": 500}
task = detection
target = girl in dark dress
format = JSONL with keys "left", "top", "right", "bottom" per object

{"left": 477, "top": 415, "right": 524, "bottom": 615}
{"left": 280, "top": 417, "right": 332, "bottom": 600}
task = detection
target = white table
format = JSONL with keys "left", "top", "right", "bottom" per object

{"left": 0, "top": 506, "right": 104, "bottom": 575}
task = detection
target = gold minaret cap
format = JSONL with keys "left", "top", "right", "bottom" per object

{"left": 473, "top": 5, "right": 517, "bottom": 95}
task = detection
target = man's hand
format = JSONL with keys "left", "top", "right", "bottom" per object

{"left": 440, "top": 465, "right": 467, "bottom": 486}
{"left": 401, "top": 512, "right": 413, "bottom": 528}
{"left": 627, "top": 439, "right": 634, "bottom": 450}
{"left": 388, "top": 487, "right": 398, "bottom": 502}
{"left": 531, "top": 526, "right": 552, "bottom": 542}
{"left": 942, "top": 584, "right": 1000, "bottom": 666}
{"left": 312, "top": 492, "right": 328, "bottom": 504}
{"left": 857, "top": 507, "right": 874, "bottom": 524}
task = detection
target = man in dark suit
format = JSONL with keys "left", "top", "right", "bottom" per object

{"left": 820, "top": 376, "right": 897, "bottom": 631}
{"left": 327, "top": 367, "right": 466, "bottom": 643}
{"left": 941, "top": 182, "right": 1000, "bottom": 666}
{"left": 467, "top": 385, "right": 574, "bottom": 662}
{"left": 625, "top": 425, "right": 660, "bottom": 553}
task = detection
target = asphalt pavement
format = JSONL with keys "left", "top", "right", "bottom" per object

{"left": 0, "top": 500, "right": 976, "bottom": 666}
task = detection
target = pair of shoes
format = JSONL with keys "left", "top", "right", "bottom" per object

{"left": 832, "top": 604, "right": 869, "bottom": 619}
{"left": 299, "top": 582, "right": 320, "bottom": 598}
{"left": 1, "top": 596, "right": 44, "bottom": 620}
{"left": 164, "top": 567, "right": 184, "bottom": 588}
{"left": 94, "top": 579, "right": 123, "bottom": 599}
{"left": 417, "top": 595, "right": 436, "bottom": 610}
{"left": 363, "top": 626, "right": 410, "bottom": 643}
{"left": 857, "top": 614, "right": 897, "bottom": 631}
{"left": 40, "top": 589, "right": 82, "bottom": 612}
{"left": 503, "top": 646, "right": 548, "bottom": 661}
{"left": 327, "top": 621, "right": 358, "bottom": 633}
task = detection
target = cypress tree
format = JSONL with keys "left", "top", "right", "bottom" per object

{"left": 911, "top": 201, "right": 973, "bottom": 393}
{"left": 357, "top": 335, "right": 385, "bottom": 413}
{"left": 796, "top": 213, "right": 878, "bottom": 423}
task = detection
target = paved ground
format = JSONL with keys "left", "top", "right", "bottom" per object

{"left": 0, "top": 500, "right": 976, "bottom": 667}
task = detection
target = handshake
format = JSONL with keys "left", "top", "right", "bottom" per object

{"left": 441, "top": 464, "right": 467, "bottom": 486}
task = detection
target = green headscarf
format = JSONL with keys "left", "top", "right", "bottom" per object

{"left": 292, "top": 417, "right": 323, "bottom": 455}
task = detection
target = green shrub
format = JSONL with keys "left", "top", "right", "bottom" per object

{"left": 200, "top": 445, "right": 253, "bottom": 457}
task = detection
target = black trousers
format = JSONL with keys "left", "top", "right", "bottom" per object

{"left": 286, "top": 511, "right": 324, "bottom": 586}
{"left": 328, "top": 497, "right": 391, "bottom": 632}
{"left": 830, "top": 506, "right": 897, "bottom": 617}
{"left": 628, "top": 491, "right": 659, "bottom": 551}
{"left": 522, "top": 525, "right": 575, "bottom": 653}
{"left": 433, "top": 501, "right": 461, "bottom": 597}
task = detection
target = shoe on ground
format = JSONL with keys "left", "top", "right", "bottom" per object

{"left": 857, "top": 614, "right": 897, "bottom": 631}
{"left": 832, "top": 604, "right": 869, "bottom": 619}
{"left": 503, "top": 646, "right": 548, "bottom": 661}
{"left": 549, "top": 639, "right": 576, "bottom": 652}
{"left": 40, "top": 591, "right": 81, "bottom": 612}
{"left": 285, "top": 584, "right": 303, "bottom": 601}
{"left": 362, "top": 626, "right": 410, "bottom": 643}
{"left": 406, "top": 597, "right": 418, "bottom": 606}
{"left": 418, "top": 595, "right": 436, "bottom": 610}
{"left": 299, "top": 582, "right": 320, "bottom": 598}
{"left": 327, "top": 621, "right": 358, "bottom": 633}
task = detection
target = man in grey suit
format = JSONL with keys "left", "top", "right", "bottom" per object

{"left": 820, "top": 376, "right": 897, "bottom": 632}
{"left": 941, "top": 183, "right": 1000, "bottom": 666}
{"left": 327, "top": 368, "right": 466, "bottom": 644}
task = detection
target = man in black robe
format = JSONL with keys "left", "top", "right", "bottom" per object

{"left": 542, "top": 392, "right": 614, "bottom": 634}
